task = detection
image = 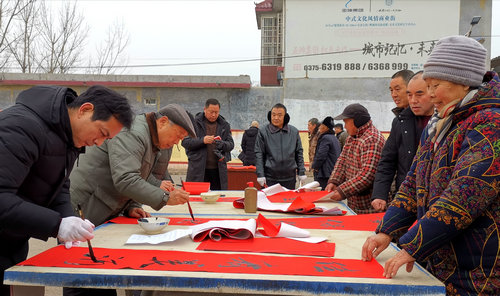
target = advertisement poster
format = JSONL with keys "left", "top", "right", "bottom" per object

{"left": 284, "top": 0, "right": 460, "bottom": 78}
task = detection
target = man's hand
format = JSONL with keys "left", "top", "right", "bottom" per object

{"left": 215, "top": 140, "right": 224, "bottom": 150}
{"left": 127, "top": 207, "right": 151, "bottom": 219}
{"left": 325, "top": 183, "right": 337, "bottom": 192}
{"left": 167, "top": 188, "right": 190, "bottom": 205}
{"left": 160, "top": 180, "right": 175, "bottom": 192}
{"left": 329, "top": 190, "right": 343, "bottom": 201}
{"left": 203, "top": 135, "right": 215, "bottom": 144}
{"left": 298, "top": 175, "right": 307, "bottom": 182}
{"left": 257, "top": 177, "right": 266, "bottom": 187}
{"left": 57, "top": 216, "right": 94, "bottom": 244}
{"left": 361, "top": 233, "right": 392, "bottom": 262}
{"left": 372, "top": 198, "right": 387, "bottom": 212}
{"left": 383, "top": 249, "right": 416, "bottom": 278}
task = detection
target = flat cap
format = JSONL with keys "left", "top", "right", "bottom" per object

{"left": 156, "top": 104, "right": 196, "bottom": 138}
{"left": 333, "top": 103, "right": 371, "bottom": 128}
{"left": 333, "top": 104, "right": 369, "bottom": 120}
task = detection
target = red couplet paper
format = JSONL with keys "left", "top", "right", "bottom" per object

{"left": 287, "top": 197, "right": 321, "bottom": 213}
{"left": 19, "top": 246, "right": 384, "bottom": 279}
{"left": 107, "top": 213, "right": 385, "bottom": 232}
{"left": 227, "top": 165, "right": 256, "bottom": 170}
{"left": 181, "top": 182, "right": 210, "bottom": 195}
{"left": 257, "top": 213, "right": 280, "bottom": 236}
{"left": 197, "top": 237, "right": 335, "bottom": 257}
{"left": 189, "top": 196, "right": 240, "bottom": 202}
{"left": 267, "top": 191, "right": 332, "bottom": 203}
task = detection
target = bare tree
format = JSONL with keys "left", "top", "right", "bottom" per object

{"left": 7, "top": 0, "right": 38, "bottom": 73}
{"left": 37, "top": 0, "right": 88, "bottom": 73}
{"left": 88, "top": 19, "right": 130, "bottom": 75}
{"left": 0, "top": 0, "right": 33, "bottom": 71}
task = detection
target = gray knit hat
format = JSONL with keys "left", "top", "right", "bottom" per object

{"left": 422, "top": 35, "right": 487, "bottom": 87}
{"left": 156, "top": 104, "right": 196, "bottom": 138}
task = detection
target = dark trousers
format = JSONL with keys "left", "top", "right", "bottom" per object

{"left": 204, "top": 168, "right": 221, "bottom": 190}
{"left": 1, "top": 242, "right": 29, "bottom": 296}
{"left": 267, "top": 178, "right": 296, "bottom": 190}
{"left": 0, "top": 261, "right": 9, "bottom": 296}
{"left": 313, "top": 172, "right": 329, "bottom": 190}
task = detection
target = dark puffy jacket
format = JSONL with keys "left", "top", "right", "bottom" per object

{"left": 311, "top": 131, "right": 341, "bottom": 178}
{"left": 255, "top": 123, "right": 305, "bottom": 181}
{"left": 181, "top": 112, "right": 234, "bottom": 189}
{"left": 241, "top": 126, "right": 259, "bottom": 166}
{"left": 371, "top": 107, "right": 418, "bottom": 201}
{"left": 0, "top": 86, "right": 80, "bottom": 265}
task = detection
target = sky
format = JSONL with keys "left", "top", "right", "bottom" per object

{"left": 70, "top": 0, "right": 499, "bottom": 84}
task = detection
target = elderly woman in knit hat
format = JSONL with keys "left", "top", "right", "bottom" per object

{"left": 362, "top": 35, "right": 500, "bottom": 295}
{"left": 310, "top": 116, "right": 341, "bottom": 190}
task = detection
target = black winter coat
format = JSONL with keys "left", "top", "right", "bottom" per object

{"left": 372, "top": 107, "right": 419, "bottom": 201}
{"left": 255, "top": 123, "right": 305, "bottom": 181}
{"left": 311, "top": 131, "right": 341, "bottom": 178}
{"left": 181, "top": 112, "right": 234, "bottom": 189}
{"left": 241, "top": 126, "right": 259, "bottom": 166}
{"left": 0, "top": 86, "right": 81, "bottom": 266}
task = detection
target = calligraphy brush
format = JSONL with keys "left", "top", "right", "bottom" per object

{"left": 76, "top": 204, "right": 99, "bottom": 263}
{"left": 180, "top": 178, "right": 195, "bottom": 222}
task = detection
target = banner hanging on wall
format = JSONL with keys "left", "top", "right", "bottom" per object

{"left": 284, "top": 0, "right": 460, "bottom": 78}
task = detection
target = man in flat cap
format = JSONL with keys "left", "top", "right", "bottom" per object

{"left": 69, "top": 104, "right": 196, "bottom": 227}
{"left": 325, "top": 103, "right": 385, "bottom": 214}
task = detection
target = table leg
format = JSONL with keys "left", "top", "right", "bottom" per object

{"left": 11, "top": 285, "right": 44, "bottom": 296}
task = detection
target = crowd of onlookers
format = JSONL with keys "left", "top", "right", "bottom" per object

{"left": 0, "top": 35, "right": 498, "bottom": 296}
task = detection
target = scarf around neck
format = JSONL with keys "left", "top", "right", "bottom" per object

{"left": 427, "top": 89, "right": 478, "bottom": 151}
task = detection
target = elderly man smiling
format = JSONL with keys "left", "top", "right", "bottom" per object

{"left": 70, "top": 104, "right": 196, "bottom": 227}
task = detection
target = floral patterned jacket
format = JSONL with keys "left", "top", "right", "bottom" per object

{"left": 377, "top": 72, "right": 500, "bottom": 295}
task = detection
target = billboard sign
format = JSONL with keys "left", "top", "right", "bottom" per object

{"left": 284, "top": 0, "right": 460, "bottom": 78}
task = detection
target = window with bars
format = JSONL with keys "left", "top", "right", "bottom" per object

{"left": 261, "top": 14, "right": 282, "bottom": 66}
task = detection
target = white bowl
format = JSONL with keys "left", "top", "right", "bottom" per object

{"left": 137, "top": 217, "right": 170, "bottom": 234}
{"left": 200, "top": 192, "right": 220, "bottom": 203}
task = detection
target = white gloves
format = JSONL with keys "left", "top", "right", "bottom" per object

{"left": 257, "top": 177, "right": 266, "bottom": 187}
{"left": 298, "top": 175, "right": 307, "bottom": 182}
{"left": 64, "top": 241, "right": 81, "bottom": 249}
{"left": 57, "top": 216, "right": 95, "bottom": 247}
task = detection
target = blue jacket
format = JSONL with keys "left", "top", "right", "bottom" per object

{"left": 371, "top": 107, "right": 419, "bottom": 201}
{"left": 311, "top": 131, "right": 341, "bottom": 178}
{"left": 377, "top": 72, "right": 500, "bottom": 295}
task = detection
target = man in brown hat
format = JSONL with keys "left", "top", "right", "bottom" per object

{"left": 325, "top": 103, "right": 385, "bottom": 214}
{"left": 70, "top": 103, "right": 196, "bottom": 227}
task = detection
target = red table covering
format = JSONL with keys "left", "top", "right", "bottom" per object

{"left": 19, "top": 246, "right": 385, "bottom": 279}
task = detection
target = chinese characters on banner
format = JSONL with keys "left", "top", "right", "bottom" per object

{"left": 285, "top": 0, "right": 459, "bottom": 78}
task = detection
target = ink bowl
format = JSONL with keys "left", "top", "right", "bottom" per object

{"left": 200, "top": 192, "right": 220, "bottom": 204}
{"left": 137, "top": 217, "right": 170, "bottom": 234}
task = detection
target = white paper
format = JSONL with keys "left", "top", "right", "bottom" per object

{"left": 261, "top": 183, "right": 289, "bottom": 195}
{"left": 126, "top": 228, "right": 192, "bottom": 245}
{"left": 255, "top": 232, "right": 327, "bottom": 243}
{"left": 276, "top": 222, "right": 310, "bottom": 238}
{"left": 257, "top": 191, "right": 290, "bottom": 211}
{"left": 289, "top": 236, "right": 328, "bottom": 243}
{"left": 296, "top": 181, "right": 320, "bottom": 191}
{"left": 189, "top": 219, "right": 257, "bottom": 241}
